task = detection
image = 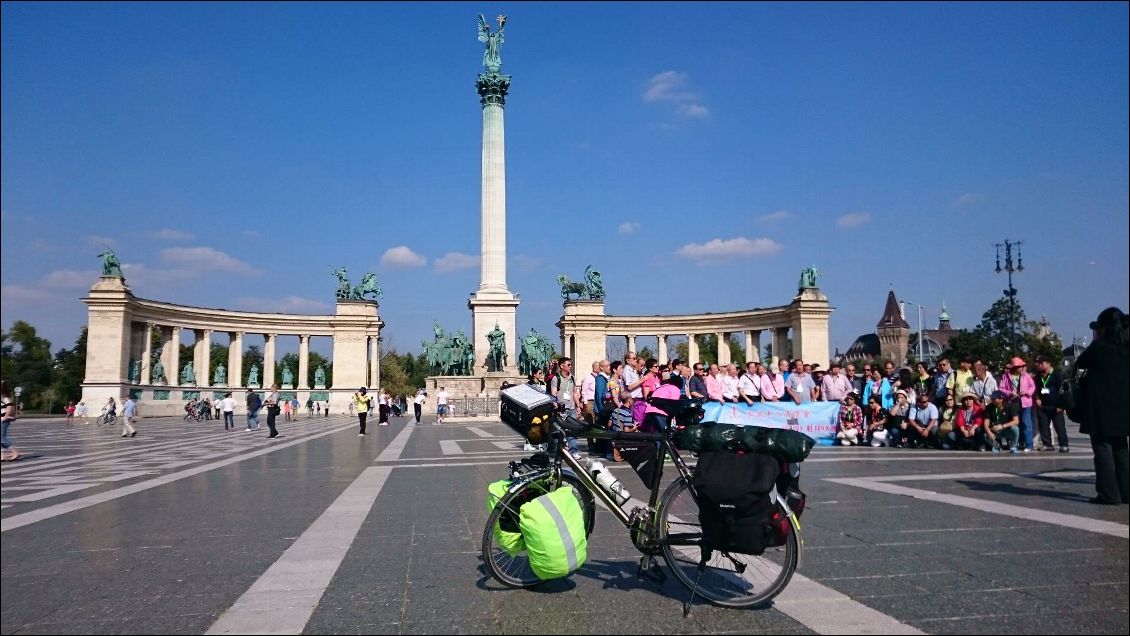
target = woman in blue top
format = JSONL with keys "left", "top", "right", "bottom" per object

{"left": 862, "top": 368, "right": 893, "bottom": 409}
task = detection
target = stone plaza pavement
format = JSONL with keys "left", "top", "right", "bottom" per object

{"left": 1, "top": 412, "right": 1126, "bottom": 635}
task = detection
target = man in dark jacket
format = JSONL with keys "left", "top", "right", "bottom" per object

{"left": 1076, "top": 307, "right": 1129, "bottom": 505}
{"left": 1033, "top": 354, "right": 1068, "bottom": 453}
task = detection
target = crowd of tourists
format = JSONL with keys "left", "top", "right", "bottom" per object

{"left": 522, "top": 305, "right": 1127, "bottom": 505}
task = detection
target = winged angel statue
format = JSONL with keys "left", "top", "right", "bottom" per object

{"left": 477, "top": 14, "right": 506, "bottom": 73}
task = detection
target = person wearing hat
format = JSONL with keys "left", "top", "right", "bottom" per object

{"left": 353, "top": 387, "right": 373, "bottom": 436}
{"left": 984, "top": 390, "right": 1021, "bottom": 453}
{"left": 999, "top": 356, "right": 1036, "bottom": 452}
{"left": 835, "top": 392, "right": 863, "bottom": 445}
{"left": 950, "top": 392, "right": 984, "bottom": 450}
{"left": 887, "top": 389, "right": 912, "bottom": 447}
{"left": 1033, "top": 354, "right": 1069, "bottom": 453}
{"left": 1075, "top": 306, "right": 1129, "bottom": 505}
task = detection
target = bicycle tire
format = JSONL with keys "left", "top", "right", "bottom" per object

{"left": 482, "top": 472, "right": 595, "bottom": 588}
{"left": 657, "top": 478, "right": 799, "bottom": 608}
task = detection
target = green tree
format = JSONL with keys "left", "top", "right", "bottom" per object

{"left": 48, "top": 327, "right": 88, "bottom": 411}
{"left": 638, "top": 346, "right": 655, "bottom": 361}
{"left": 1, "top": 321, "right": 55, "bottom": 411}
{"left": 379, "top": 353, "right": 414, "bottom": 397}
{"left": 943, "top": 294, "right": 1064, "bottom": 371}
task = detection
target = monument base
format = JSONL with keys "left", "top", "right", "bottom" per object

{"left": 425, "top": 373, "right": 527, "bottom": 399}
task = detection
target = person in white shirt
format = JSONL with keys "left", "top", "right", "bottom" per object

{"left": 413, "top": 389, "right": 426, "bottom": 424}
{"left": 220, "top": 392, "right": 236, "bottom": 431}
{"left": 721, "top": 364, "right": 740, "bottom": 402}
{"left": 738, "top": 361, "right": 762, "bottom": 404}
{"left": 378, "top": 389, "right": 391, "bottom": 426}
{"left": 75, "top": 401, "right": 89, "bottom": 424}
{"left": 436, "top": 387, "right": 448, "bottom": 424}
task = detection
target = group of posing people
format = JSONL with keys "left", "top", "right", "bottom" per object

{"left": 832, "top": 355, "right": 1071, "bottom": 453}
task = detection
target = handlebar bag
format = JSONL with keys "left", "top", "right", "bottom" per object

{"left": 692, "top": 450, "right": 778, "bottom": 555}
{"left": 519, "top": 486, "right": 588, "bottom": 580}
{"left": 487, "top": 479, "right": 526, "bottom": 557}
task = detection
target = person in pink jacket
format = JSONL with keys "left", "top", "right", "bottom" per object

{"left": 999, "top": 357, "right": 1037, "bottom": 452}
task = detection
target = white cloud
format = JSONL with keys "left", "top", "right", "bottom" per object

{"left": 159, "top": 247, "right": 262, "bottom": 276}
{"left": 678, "top": 104, "right": 710, "bottom": 119}
{"left": 644, "top": 71, "right": 693, "bottom": 102}
{"left": 242, "top": 229, "right": 262, "bottom": 239}
{"left": 757, "top": 209, "right": 793, "bottom": 224}
{"left": 643, "top": 70, "right": 708, "bottom": 120}
{"left": 676, "top": 237, "right": 783, "bottom": 262}
{"left": 235, "top": 296, "right": 331, "bottom": 313}
{"left": 43, "top": 269, "right": 98, "bottom": 289}
{"left": 380, "top": 245, "right": 426, "bottom": 269}
{"left": 84, "top": 234, "right": 118, "bottom": 248}
{"left": 836, "top": 212, "right": 872, "bottom": 228}
{"left": 512, "top": 255, "right": 543, "bottom": 272}
{"left": 434, "top": 252, "right": 480, "bottom": 273}
{"left": 148, "top": 228, "right": 195, "bottom": 241}
{"left": 954, "top": 192, "right": 983, "bottom": 206}
{"left": 0, "top": 284, "right": 51, "bottom": 302}
{"left": 618, "top": 221, "right": 640, "bottom": 234}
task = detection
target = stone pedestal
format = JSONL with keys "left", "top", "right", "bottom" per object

{"left": 791, "top": 288, "right": 833, "bottom": 368}
{"left": 558, "top": 300, "right": 607, "bottom": 370}
{"left": 468, "top": 293, "right": 520, "bottom": 376}
{"left": 331, "top": 300, "right": 382, "bottom": 390}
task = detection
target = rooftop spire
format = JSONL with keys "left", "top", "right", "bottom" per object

{"left": 877, "top": 290, "right": 910, "bottom": 329}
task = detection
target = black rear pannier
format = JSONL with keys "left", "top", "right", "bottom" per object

{"left": 692, "top": 450, "right": 780, "bottom": 555}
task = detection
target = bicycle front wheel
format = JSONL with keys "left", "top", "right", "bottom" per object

{"left": 657, "top": 478, "right": 799, "bottom": 608}
{"left": 482, "top": 472, "right": 595, "bottom": 588}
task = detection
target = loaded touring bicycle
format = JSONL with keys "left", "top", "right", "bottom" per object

{"left": 482, "top": 383, "right": 814, "bottom": 611}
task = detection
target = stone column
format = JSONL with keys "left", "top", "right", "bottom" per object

{"left": 199, "top": 329, "right": 212, "bottom": 387}
{"left": 477, "top": 72, "right": 511, "bottom": 294}
{"left": 658, "top": 335, "right": 668, "bottom": 362}
{"left": 141, "top": 322, "right": 154, "bottom": 384}
{"left": 369, "top": 336, "right": 380, "bottom": 389}
{"left": 773, "top": 328, "right": 790, "bottom": 367}
{"left": 298, "top": 335, "right": 310, "bottom": 390}
{"left": 687, "top": 334, "right": 699, "bottom": 364}
{"left": 745, "top": 330, "right": 756, "bottom": 364}
{"left": 229, "top": 331, "right": 244, "bottom": 387}
{"left": 717, "top": 332, "right": 730, "bottom": 366}
{"left": 169, "top": 327, "right": 182, "bottom": 386}
{"left": 627, "top": 334, "right": 636, "bottom": 354}
{"left": 263, "top": 334, "right": 276, "bottom": 388}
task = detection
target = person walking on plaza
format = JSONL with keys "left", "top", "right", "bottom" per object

{"left": 354, "top": 387, "right": 373, "bottom": 436}
{"left": 306, "top": 397, "right": 314, "bottom": 417}
{"left": 378, "top": 388, "right": 390, "bottom": 426}
{"left": 75, "top": 401, "right": 89, "bottom": 424}
{"left": 65, "top": 401, "right": 76, "bottom": 426}
{"left": 291, "top": 396, "right": 300, "bottom": 421}
{"left": 282, "top": 397, "right": 292, "bottom": 422}
{"left": 1074, "top": 307, "right": 1129, "bottom": 505}
{"left": 120, "top": 394, "right": 138, "bottom": 438}
{"left": 220, "top": 392, "right": 236, "bottom": 431}
{"left": 1, "top": 382, "right": 20, "bottom": 462}
{"left": 999, "top": 357, "right": 1036, "bottom": 452}
{"left": 264, "top": 384, "right": 281, "bottom": 438}
{"left": 413, "top": 389, "right": 426, "bottom": 424}
{"left": 246, "top": 388, "right": 262, "bottom": 431}
{"left": 436, "top": 386, "right": 449, "bottom": 425}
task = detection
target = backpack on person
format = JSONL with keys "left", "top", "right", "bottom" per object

{"left": 1059, "top": 363, "right": 1086, "bottom": 423}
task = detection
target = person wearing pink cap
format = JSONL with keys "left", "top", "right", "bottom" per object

{"left": 999, "top": 356, "right": 1036, "bottom": 452}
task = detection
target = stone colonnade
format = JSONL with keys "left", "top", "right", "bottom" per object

{"left": 81, "top": 277, "right": 383, "bottom": 416}
{"left": 557, "top": 288, "right": 832, "bottom": 372}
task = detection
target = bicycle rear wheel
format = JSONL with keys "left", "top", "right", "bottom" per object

{"left": 482, "top": 472, "right": 595, "bottom": 588}
{"left": 657, "top": 478, "right": 799, "bottom": 608}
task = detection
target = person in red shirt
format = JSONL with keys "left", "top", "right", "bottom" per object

{"left": 950, "top": 392, "right": 984, "bottom": 450}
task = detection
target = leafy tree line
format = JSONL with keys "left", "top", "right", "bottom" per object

{"left": 941, "top": 294, "right": 1064, "bottom": 371}
{"left": 1, "top": 321, "right": 86, "bottom": 414}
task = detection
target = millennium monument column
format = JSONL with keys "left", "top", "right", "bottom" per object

{"left": 468, "top": 14, "right": 519, "bottom": 377}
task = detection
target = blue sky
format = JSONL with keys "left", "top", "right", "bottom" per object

{"left": 3, "top": 2, "right": 1128, "bottom": 358}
